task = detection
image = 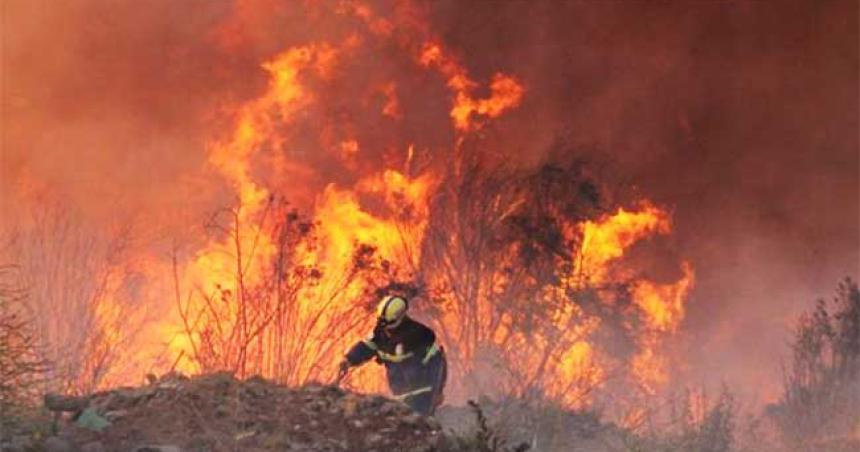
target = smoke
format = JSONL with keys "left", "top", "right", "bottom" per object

{"left": 423, "top": 0, "right": 859, "bottom": 400}
{"left": 3, "top": 0, "right": 857, "bottom": 401}
{"left": 3, "top": 0, "right": 269, "bottom": 233}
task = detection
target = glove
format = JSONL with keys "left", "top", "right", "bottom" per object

{"left": 337, "top": 360, "right": 351, "bottom": 380}
{"left": 335, "top": 360, "right": 352, "bottom": 385}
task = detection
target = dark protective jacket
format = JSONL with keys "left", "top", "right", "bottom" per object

{"left": 345, "top": 316, "right": 446, "bottom": 415}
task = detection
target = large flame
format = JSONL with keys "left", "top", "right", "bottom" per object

{"left": 575, "top": 204, "right": 695, "bottom": 396}
{"left": 25, "top": 1, "right": 695, "bottom": 414}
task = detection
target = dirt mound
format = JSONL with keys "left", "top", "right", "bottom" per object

{"left": 43, "top": 373, "right": 444, "bottom": 452}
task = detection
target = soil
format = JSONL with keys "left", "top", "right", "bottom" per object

{"left": 45, "top": 373, "right": 444, "bottom": 452}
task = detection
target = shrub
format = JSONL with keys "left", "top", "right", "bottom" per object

{"left": 768, "top": 278, "right": 860, "bottom": 449}
{"left": 0, "top": 266, "right": 47, "bottom": 438}
{"left": 625, "top": 387, "right": 737, "bottom": 452}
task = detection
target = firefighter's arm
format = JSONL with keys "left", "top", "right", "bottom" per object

{"left": 343, "top": 333, "right": 380, "bottom": 367}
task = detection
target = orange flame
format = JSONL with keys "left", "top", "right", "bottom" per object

{"left": 573, "top": 204, "right": 695, "bottom": 398}
{"left": 146, "top": 2, "right": 693, "bottom": 414}
{"left": 420, "top": 43, "right": 524, "bottom": 131}
{"left": 576, "top": 203, "right": 671, "bottom": 284}
{"left": 634, "top": 262, "right": 695, "bottom": 333}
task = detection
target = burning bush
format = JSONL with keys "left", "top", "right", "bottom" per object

{"left": 158, "top": 5, "right": 697, "bottom": 412}
{"left": 2, "top": 204, "right": 150, "bottom": 394}
{"left": 169, "top": 135, "right": 694, "bottom": 408}
{"left": 419, "top": 160, "right": 604, "bottom": 403}
{"left": 174, "top": 198, "right": 403, "bottom": 385}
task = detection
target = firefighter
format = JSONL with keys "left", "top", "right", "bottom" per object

{"left": 338, "top": 295, "right": 447, "bottom": 415}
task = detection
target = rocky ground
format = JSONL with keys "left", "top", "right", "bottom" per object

{"left": 436, "top": 398, "right": 622, "bottom": 452}
{"left": 2, "top": 373, "right": 448, "bottom": 452}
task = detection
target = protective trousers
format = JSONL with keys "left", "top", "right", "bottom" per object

{"left": 389, "top": 349, "right": 447, "bottom": 415}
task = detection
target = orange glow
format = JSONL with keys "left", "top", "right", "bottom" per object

{"left": 312, "top": 169, "right": 435, "bottom": 275}
{"left": 419, "top": 42, "right": 524, "bottom": 131}
{"left": 572, "top": 204, "right": 695, "bottom": 399}
{"left": 169, "top": 30, "right": 689, "bottom": 408}
{"left": 450, "top": 74, "right": 525, "bottom": 132}
{"left": 576, "top": 203, "right": 671, "bottom": 284}
{"left": 634, "top": 262, "right": 695, "bottom": 333}
{"left": 44, "top": 1, "right": 696, "bottom": 415}
{"left": 165, "top": 45, "right": 330, "bottom": 375}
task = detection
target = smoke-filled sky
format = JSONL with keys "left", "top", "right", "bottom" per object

{"left": 423, "top": 0, "right": 859, "bottom": 400}
{"left": 2, "top": 0, "right": 857, "bottom": 401}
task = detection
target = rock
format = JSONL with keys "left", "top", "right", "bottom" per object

{"left": 233, "top": 430, "right": 256, "bottom": 441}
{"left": 103, "top": 409, "right": 129, "bottom": 421}
{"left": 43, "top": 437, "right": 79, "bottom": 452}
{"left": 156, "top": 380, "right": 181, "bottom": 390}
{"left": 74, "top": 408, "right": 110, "bottom": 432}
